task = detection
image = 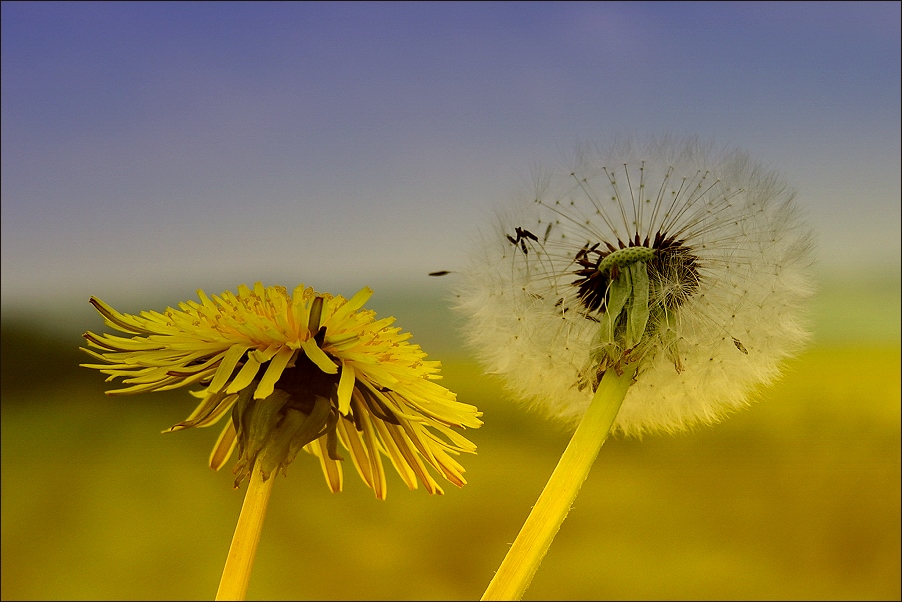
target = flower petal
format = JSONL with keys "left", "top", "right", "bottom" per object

{"left": 209, "top": 420, "right": 238, "bottom": 470}
{"left": 310, "top": 437, "right": 343, "bottom": 493}
{"left": 336, "top": 360, "right": 355, "bottom": 414}
{"left": 208, "top": 344, "right": 253, "bottom": 393}
{"left": 301, "top": 338, "right": 338, "bottom": 374}
{"left": 254, "top": 346, "right": 296, "bottom": 400}
{"left": 326, "top": 286, "right": 373, "bottom": 327}
{"left": 225, "top": 355, "right": 264, "bottom": 394}
{"left": 166, "top": 390, "right": 236, "bottom": 431}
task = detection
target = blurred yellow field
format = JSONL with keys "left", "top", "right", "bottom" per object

{"left": 2, "top": 339, "right": 899, "bottom": 600}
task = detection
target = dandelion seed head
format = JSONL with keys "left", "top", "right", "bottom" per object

{"left": 455, "top": 137, "right": 815, "bottom": 436}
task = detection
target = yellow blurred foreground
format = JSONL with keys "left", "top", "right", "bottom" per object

{"left": 2, "top": 342, "right": 899, "bottom": 600}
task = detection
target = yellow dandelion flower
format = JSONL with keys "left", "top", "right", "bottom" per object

{"left": 82, "top": 282, "right": 482, "bottom": 497}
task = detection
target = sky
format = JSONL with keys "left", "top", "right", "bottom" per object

{"left": 2, "top": 1, "right": 900, "bottom": 321}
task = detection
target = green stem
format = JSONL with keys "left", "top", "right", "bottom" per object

{"left": 216, "top": 463, "right": 275, "bottom": 601}
{"left": 481, "top": 366, "right": 636, "bottom": 601}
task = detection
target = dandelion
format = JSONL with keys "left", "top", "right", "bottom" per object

{"left": 455, "top": 137, "right": 814, "bottom": 599}
{"left": 82, "top": 282, "right": 481, "bottom": 600}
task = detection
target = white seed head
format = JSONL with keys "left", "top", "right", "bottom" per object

{"left": 454, "top": 137, "right": 815, "bottom": 436}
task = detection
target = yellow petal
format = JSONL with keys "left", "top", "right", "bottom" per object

{"left": 208, "top": 344, "right": 252, "bottom": 393}
{"left": 248, "top": 343, "right": 280, "bottom": 364}
{"left": 312, "top": 438, "right": 343, "bottom": 493}
{"left": 254, "top": 346, "right": 296, "bottom": 400}
{"left": 209, "top": 420, "right": 238, "bottom": 470}
{"left": 167, "top": 390, "right": 235, "bottom": 431}
{"left": 337, "top": 360, "right": 356, "bottom": 414}
{"left": 326, "top": 286, "right": 373, "bottom": 326}
{"left": 354, "top": 397, "right": 388, "bottom": 499}
{"left": 301, "top": 338, "right": 338, "bottom": 374}
{"left": 336, "top": 417, "right": 373, "bottom": 489}
{"left": 225, "top": 355, "right": 263, "bottom": 394}
{"left": 88, "top": 297, "right": 154, "bottom": 335}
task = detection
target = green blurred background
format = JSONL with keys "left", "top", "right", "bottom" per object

{"left": 1, "top": 270, "right": 899, "bottom": 600}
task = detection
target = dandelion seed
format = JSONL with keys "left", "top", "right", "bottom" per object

{"left": 455, "top": 137, "right": 814, "bottom": 600}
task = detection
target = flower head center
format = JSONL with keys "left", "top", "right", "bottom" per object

{"left": 572, "top": 234, "right": 700, "bottom": 316}
{"left": 598, "top": 245, "right": 656, "bottom": 273}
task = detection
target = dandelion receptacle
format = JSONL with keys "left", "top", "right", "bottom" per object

{"left": 455, "top": 137, "right": 814, "bottom": 600}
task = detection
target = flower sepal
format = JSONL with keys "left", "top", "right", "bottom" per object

{"left": 590, "top": 259, "right": 653, "bottom": 380}
{"left": 230, "top": 388, "right": 335, "bottom": 486}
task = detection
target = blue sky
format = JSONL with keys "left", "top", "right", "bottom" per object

{"left": 2, "top": 1, "right": 900, "bottom": 317}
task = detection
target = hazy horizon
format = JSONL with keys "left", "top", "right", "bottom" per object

{"left": 3, "top": 2, "right": 900, "bottom": 319}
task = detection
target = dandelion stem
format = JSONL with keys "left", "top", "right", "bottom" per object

{"left": 481, "top": 365, "right": 636, "bottom": 601}
{"left": 215, "top": 464, "right": 275, "bottom": 601}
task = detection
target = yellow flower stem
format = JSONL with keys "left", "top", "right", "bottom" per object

{"left": 481, "top": 365, "right": 637, "bottom": 601}
{"left": 215, "top": 464, "right": 276, "bottom": 601}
